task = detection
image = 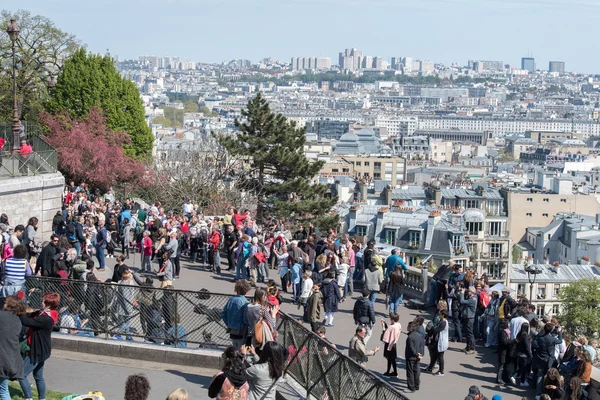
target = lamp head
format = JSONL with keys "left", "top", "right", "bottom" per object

{"left": 6, "top": 19, "right": 19, "bottom": 42}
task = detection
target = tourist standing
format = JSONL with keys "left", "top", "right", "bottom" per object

{"left": 353, "top": 289, "right": 375, "bottom": 343}
{"left": 222, "top": 280, "right": 251, "bottom": 349}
{"left": 425, "top": 310, "right": 449, "bottom": 376}
{"left": 18, "top": 292, "right": 60, "bottom": 400}
{"left": 460, "top": 286, "right": 477, "bottom": 354}
{"left": 208, "top": 346, "right": 249, "bottom": 399}
{"left": 243, "top": 342, "right": 285, "bottom": 400}
{"left": 1, "top": 244, "right": 33, "bottom": 298}
{"left": 387, "top": 266, "right": 405, "bottom": 313}
{"left": 363, "top": 256, "right": 383, "bottom": 306}
{"left": 381, "top": 313, "right": 402, "bottom": 377}
{"left": 405, "top": 321, "right": 424, "bottom": 393}
{"left": 0, "top": 296, "right": 25, "bottom": 400}
{"left": 305, "top": 283, "right": 323, "bottom": 333}
{"left": 348, "top": 325, "right": 380, "bottom": 368}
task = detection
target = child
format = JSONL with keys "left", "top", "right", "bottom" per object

{"left": 267, "top": 279, "right": 283, "bottom": 305}
{"left": 166, "top": 313, "right": 188, "bottom": 348}
{"left": 298, "top": 271, "right": 313, "bottom": 310}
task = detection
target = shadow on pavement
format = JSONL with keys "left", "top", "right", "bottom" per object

{"left": 165, "top": 369, "right": 213, "bottom": 387}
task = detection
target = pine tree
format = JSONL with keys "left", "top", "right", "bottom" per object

{"left": 46, "top": 49, "right": 154, "bottom": 159}
{"left": 218, "top": 93, "right": 338, "bottom": 229}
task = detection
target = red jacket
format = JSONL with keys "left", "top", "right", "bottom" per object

{"left": 141, "top": 236, "right": 153, "bottom": 256}
{"left": 209, "top": 231, "right": 221, "bottom": 247}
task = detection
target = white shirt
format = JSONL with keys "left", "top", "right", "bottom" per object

{"left": 300, "top": 278, "right": 313, "bottom": 299}
{"left": 510, "top": 316, "right": 528, "bottom": 339}
{"left": 183, "top": 203, "right": 193, "bottom": 214}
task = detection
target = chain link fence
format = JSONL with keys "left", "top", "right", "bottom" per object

{"left": 24, "top": 276, "right": 231, "bottom": 347}
{"left": 23, "top": 276, "right": 407, "bottom": 399}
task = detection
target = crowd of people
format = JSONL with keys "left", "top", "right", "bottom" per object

{"left": 2, "top": 180, "right": 600, "bottom": 400}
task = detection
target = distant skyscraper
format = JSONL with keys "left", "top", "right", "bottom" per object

{"left": 548, "top": 61, "right": 565, "bottom": 74}
{"left": 521, "top": 57, "right": 536, "bottom": 72}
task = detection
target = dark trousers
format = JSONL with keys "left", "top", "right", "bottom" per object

{"left": 497, "top": 361, "right": 509, "bottom": 383}
{"left": 227, "top": 248, "right": 235, "bottom": 270}
{"left": 427, "top": 346, "right": 445, "bottom": 373}
{"left": 435, "top": 280, "right": 448, "bottom": 302}
{"left": 406, "top": 358, "right": 420, "bottom": 390}
{"left": 517, "top": 355, "right": 529, "bottom": 384}
{"left": 451, "top": 314, "right": 462, "bottom": 341}
{"left": 462, "top": 317, "right": 475, "bottom": 350}
{"left": 385, "top": 346, "right": 398, "bottom": 374}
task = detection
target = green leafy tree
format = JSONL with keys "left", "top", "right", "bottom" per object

{"left": 183, "top": 100, "right": 198, "bottom": 113}
{"left": 557, "top": 278, "right": 600, "bottom": 337}
{"left": 160, "top": 106, "right": 183, "bottom": 126}
{"left": 218, "top": 93, "right": 338, "bottom": 229}
{"left": 46, "top": 48, "right": 153, "bottom": 158}
{"left": 0, "top": 9, "right": 81, "bottom": 122}
{"left": 512, "top": 244, "right": 522, "bottom": 264}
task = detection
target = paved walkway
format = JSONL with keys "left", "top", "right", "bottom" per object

{"left": 92, "top": 253, "right": 530, "bottom": 400}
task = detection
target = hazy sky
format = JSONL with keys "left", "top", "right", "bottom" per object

{"left": 10, "top": 0, "right": 599, "bottom": 73}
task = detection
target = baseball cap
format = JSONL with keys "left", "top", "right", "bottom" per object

{"left": 468, "top": 386, "right": 480, "bottom": 395}
{"left": 492, "top": 395, "right": 502, "bottom": 400}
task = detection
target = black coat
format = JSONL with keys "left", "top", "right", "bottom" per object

{"left": 20, "top": 311, "right": 55, "bottom": 364}
{"left": 36, "top": 244, "right": 60, "bottom": 276}
{"left": 498, "top": 329, "right": 512, "bottom": 364}
{"left": 532, "top": 332, "right": 562, "bottom": 369}
{"left": 321, "top": 278, "right": 340, "bottom": 313}
{"left": 0, "top": 311, "right": 24, "bottom": 380}
{"left": 353, "top": 297, "right": 375, "bottom": 326}
{"left": 405, "top": 330, "right": 424, "bottom": 360}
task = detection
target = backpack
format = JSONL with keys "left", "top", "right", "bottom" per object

{"left": 478, "top": 290, "right": 490, "bottom": 309}
{"left": 66, "top": 222, "right": 77, "bottom": 243}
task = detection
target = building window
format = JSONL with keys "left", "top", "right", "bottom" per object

{"left": 466, "top": 222, "right": 483, "bottom": 235}
{"left": 385, "top": 229, "right": 397, "bottom": 245}
{"left": 577, "top": 240, "right": 587, "bottom": 250}
{"left": 552, "top": 304, "right": 560, "bottom": 315}
{"left": 554, "top": 285, "right": 560, "bottom": 298}
{"left": 537, "top": 286, "right": 546, "bottom": 299}
{"left": 407, "top": 256, "right": 417, "bottom": 267}
{"left": 355, "top": 226, "right": 367, "bottom": 237}
{"left": 489, "top": 243, "right": 503, "bottom": 258}
{"left": 527, "top": 198, "right": 533, "bottom": 202}
{"left": 543, "top": 198, "right": 549, "bottom": 202}
{"left": 364, "top": 162, "right": 370, "bottom": 166}
{"left": 464, "top": 200, "right": 480, "bottom": 209}
{"left": 342, "top": 168, "right": 350, "bottom": 173}
{"left": 332, "top": 168, "right": 339, "bottom": 172}
{"left": 487, "top": 263, "right": 502, "bottom": 279}
{"left": 536, "top": 305, "right": 546, "bottom": 318}
{"left": 517, "top": 284, "right": 526, "bottom": 296}
{"left": 409, "top": 231, "right": 421, "bottom": 248}
{"left": 452, "top": 234, "right": 461, "bottom": 249}
{"left": 374, "top": 162, "right": 381, "bottom": 169}
{"left": 526, "top": 213, "right": 532, "bottom": 217}
{"left": 356, "top": 161, "right": 361, "bottom": 166}
{"left": 374, "top": 173, "right": 381, "bottom": 179}
{"left": 542, "top": 213, "right": 548, "bottom": 217}
{"left": 454, "top": 259, "right": 466, "bottom": 268}
{"left": 488, "top": 221, "right": 502, "bottom": 236}
{"left": 560, "top": 199, "right": 567, "bottom": 203}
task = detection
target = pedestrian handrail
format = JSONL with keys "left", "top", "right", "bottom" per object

{"left": 23, "top": 276, "right": 409, "bottom": 400}
{"left": 0, "top": 122, "right": 57, "bottom": 178}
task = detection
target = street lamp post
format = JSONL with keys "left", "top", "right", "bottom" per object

{"left": 525, "top": 262, "right": 542, "bottom": 302}
{"left": 6, "top": 19, "right": 20, "bottom": 151}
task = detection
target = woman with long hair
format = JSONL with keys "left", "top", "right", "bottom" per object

{"left": 1, "top": 244, "right": 33, "bottom": 298}
{"left": 0, "top": 296, "right": 26, "bottom": 400}
{"left": 381, "top": 312, "right": 403, "bottom": 377}
{"left": 208, "top": 346, "right": 249, "bottom": 399}
{"left": 566, "top": 376, "right": 587, "bottom": 400}
{"left": 541, "top": 368, "right": 564, "bottom": 400}
{"left": 321, "top": 271, "right": 341, "bottom": 327}
{"left": 514, "top": 322, "right": 532, "bottom": 387}
{"left": 246, "top": 288, "right": 278, "bottom": 349}
{"left": 117, "top": 270, "right": 137, "bottom": 341}
{"left": 106, "top": 214, "right": 119, "bottom": 258}
{"left": 18, "top": 292, "right": 60, "bottom": 400}
{"left": 242, "top": 341, "right": 286, "bottom": 400}
{"left": 496, "top": 319, "right": 512, "bottom": 385}
{"left": 387, "top": 266, "right": 405, "bottom": 314}
{"left": 21, "top": 217, "right": 40, "bottom": 258}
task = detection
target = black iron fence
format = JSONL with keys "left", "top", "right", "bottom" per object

{"left": 23, "top": 276, "right": 408, "bottom": 400}
{"left": 24, "top": 276, "right": 231, "bottom": 347}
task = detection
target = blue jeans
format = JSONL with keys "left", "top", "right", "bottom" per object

{"left": 19, "top": 356, "right": 46, "bottom": 399}
{"left": 369, "top": 290, "right": 377, "bottom": 306}
{"left": 235, "top": 257, "right": 247, "bottom": 280}
{"left": 389, "top": 293, "right": 403, "bottom": 313}
{"left": 73, "top": 241, "right": 81, "bottom": 260}
{"left": 0, "top": 378, "right": 9, "bottom": 400}
{"left": 95, "top": 243, "right": 106, "bottom": 269}
{"left": 485, "top": 319, "right": 498, "bottom": 347}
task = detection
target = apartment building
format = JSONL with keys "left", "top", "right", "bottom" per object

{"left": 509, "top": 263, "right": 600, "bottom": 317}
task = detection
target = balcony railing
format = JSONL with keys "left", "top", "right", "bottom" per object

{"left": 0, "top": 123, "right": 57, "bottom": 177}
{"left": 480, "top": 252, "right": 509, "bottom": 260}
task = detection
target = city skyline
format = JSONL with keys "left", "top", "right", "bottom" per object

{"left": 11, "top": 0, "right": 600, "bottom": 73}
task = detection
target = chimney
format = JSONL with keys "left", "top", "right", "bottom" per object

{"left": 358, "top": 181, "right": 367, "bottom": 201}
{"left": 384, "top": 185, "right": 393, "bottom": 206}
{"left": 348, "top": 206, "right": 359, "bottom": 233}
{"left": 596, "top": 214, "right": 600, "bottom": 225}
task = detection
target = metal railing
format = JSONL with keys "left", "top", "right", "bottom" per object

{"left": 22, "top": 276, "right": 410, "bottom": 400}
{"left": 278, "top": 313, "right": 409, "bottom": 400}
{"left": 0, "top": 122, "right": 57, "bottom": 177}
{"left": 24, "top": 276, "right": 231, "bottom": 347}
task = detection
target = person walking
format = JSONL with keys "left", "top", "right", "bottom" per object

{"left": 460, "top": 286, "right": 478, "bottom": 354}
{"left": 353, "top": 289, "right": 375, "bottom": 344}
{"left": 425, "top": 310, "right": 449, "bottom": 376}
{"left": 305, "top": 283, "right": 323, "bottom": 333}
{"left": 387, "top": 266, "right": 405, "bottom": 313}
{"left": 405, "top": 321, "right": 425, "bottom": 393}
{"left": 513, "top": 323, "right": 532, "bottom": 387}
{"left": 321, "top": 272, "right": 341, "bottom": 327}
{"left": 532, "top": 323, "right": 563, "bottom": 396}
{"left": 496, "top": 319, "right": 512, "bottom": 385}
{"left": 381, "top": 312, "right": 402, "bottom": 377}
{"left": 363, "top": 255, "right": 383, "bottom": 307}
{"left": 348, "top": 325, "right": 380, "bottom": 368}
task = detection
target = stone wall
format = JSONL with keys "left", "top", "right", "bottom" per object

{"left": 0, "top": 172, "right": 65, "bottom": 241}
